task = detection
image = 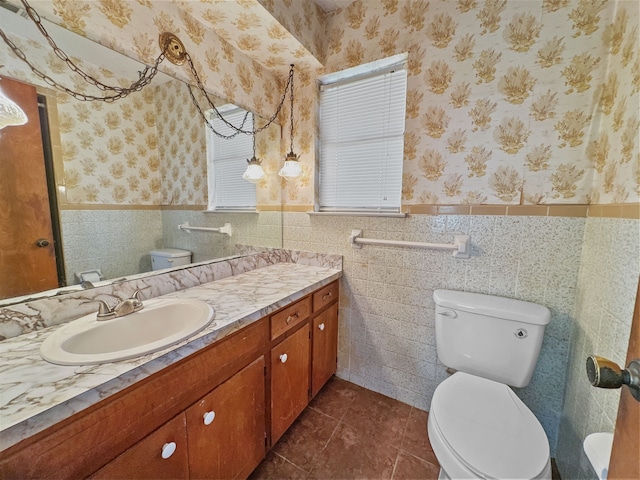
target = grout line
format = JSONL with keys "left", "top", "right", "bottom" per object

{"left": 399, "top": 449, "right": 441, "bottom": 469}
{"left": 398, "top": 406, "right": 413, "bottom": 450}
{"left": 390, "top": 449, "right": 401, "bottom": 480}
{"left": 271, "top": 450, "right": 308, "bottom": 473}
{"left": 322, "top": 412, "right": 342, "bottom": 450}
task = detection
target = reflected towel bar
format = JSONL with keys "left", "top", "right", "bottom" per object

{"left": 349, "top": 230, "right": 470, "bottom": 258}
{"left": 178, "top": 222, "right": 232, "bottom": 236}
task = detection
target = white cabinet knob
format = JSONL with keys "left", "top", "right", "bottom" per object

{"left": 203, "top": 411, "right": 216, "bottom": 425}
{"left": 280, "top": 353, "right": 288, "bottom": 363}
{"left": 318, "top": 323, "right": 325, "bottom": 331}
{"left": 161, "top": 442, "right": 176, "bottom": 459}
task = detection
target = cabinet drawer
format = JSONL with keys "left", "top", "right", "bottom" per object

{"left": 270, "top": 296, "right": 311, "bottom": 340}
{"left": 313, "top": 281, "right": 338, "bottom": 312}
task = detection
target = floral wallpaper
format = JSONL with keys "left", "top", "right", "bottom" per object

{"left": 590, "top": 1, "right": 640, "bottom": 203}
{"left": 0, "top": 32, "right": 163, "bottom": 205}
{"left": 187, "top": 0, "right": 324, "bottom": 74}
{"left": 154, "top": 78, "right": 283, "bottom": 207}
{"left": 3, "top": 0, "right": 637, "bottom": 207}
{"left": 13, "top": 0, "right": 308, "bottom": 122}
{"left": 320, "top": 0, "right": 639, "bottom": 205}
{"left": 257, "top": 0, "right": 327, "bottom": 65}
{"left": 59, "top": 86, "right": 161, "bottom": 204}
{"left": 154, "top": 80, "right": 208, "bottom": 206}
{"left": 1, "top": 2, "right": 287, "bottom": 207}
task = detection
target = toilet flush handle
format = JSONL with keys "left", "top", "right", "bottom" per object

{"left": 440, "top": 310, "right": 457, "bottom": 318}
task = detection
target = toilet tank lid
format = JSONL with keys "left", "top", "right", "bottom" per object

{"left": 150, "top": 248, "right": 192, "bottom": 258}
{"left": 433, "top": 289, "right": 551, "bottom": 326}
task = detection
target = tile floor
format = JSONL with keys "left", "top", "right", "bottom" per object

{"left": 249, "top": 376, "right": 440, "bottom": 480}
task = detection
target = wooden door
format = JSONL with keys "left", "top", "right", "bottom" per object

{"left": 311, "top": 302, "right": 338, "bottom": 397}
{"left": 608, "top": 278, "right": 640, "bottom": 479}
{"left": 0, "top": 77, "right": 58, "bottom": 298}
{"left": 187, "top": 356, "right": 266, "bottom": 480}
{"left": 90, "top": 413, "right": 189, "bottom": 479}
{"left": 271, "top": 324, "right": 310, "bottom": 443}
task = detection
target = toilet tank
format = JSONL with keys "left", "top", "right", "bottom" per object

{"left": 150, "top": 248, "right": 192, "bottom": 271}
{"left": 433, "top": 290, "right": 551, "bottom": 388}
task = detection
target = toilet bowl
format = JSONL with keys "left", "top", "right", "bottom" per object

{"left": 430, "top": 290, "right": 553, "bottom": 480}
{"left": 428, "top": 372, "right": 551, "bottom": 480}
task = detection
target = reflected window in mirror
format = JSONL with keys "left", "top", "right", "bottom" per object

{"left": 205, "top": 105, "right": 256, "bottom": 211}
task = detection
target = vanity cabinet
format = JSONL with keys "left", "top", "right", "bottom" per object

{"left": 186, "top": 356, "right": 266, "bottom": 480}
{"left": 270, "top": 324, "right": 311, "bottom": 443}
{"left": 311, "top": 302, "right": 339, "bottom": 398}
{"left": 92, "top": 357, "right": 266, "bottom": 480}
{"left": 0, "top": 279, "right": 340, "bottom": 480}
{"left": 91, "top": 413, "right": 189, "bottom": 479}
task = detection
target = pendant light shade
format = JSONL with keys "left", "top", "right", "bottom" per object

{"left": 243, "top": 157, "right": 265, "bottom": 183}
{"left": 243, "top": 113, "right": 265, "bottom": 183}
{"left": 278, "top": 151, "right": 302, "bottom": 178}
{"left": 0, "top": 90, "right": 28, "bottom": 130}
{"left": 278, "top": 64, "right": 301, "bottom": 179}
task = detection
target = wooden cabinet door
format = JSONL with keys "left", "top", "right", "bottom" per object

{"left": 311, "top": 303, "right": 339, "bottom": 398}
{"left": 91, "top": 413, "right": 189, "bottom": 479}
{"left": 270, "top": 324, "right": 310, "bottom": 443}
{"left": 186, "top": 356, "right": 266, "bottom": 480}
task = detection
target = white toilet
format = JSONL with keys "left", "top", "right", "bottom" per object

{"left": 150, "top": 248, "right": 192, "bottom": 271}
{"left": 428, "top": 289, "right": 552, "bottom": 480}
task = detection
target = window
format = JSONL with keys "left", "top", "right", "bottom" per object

{"left": 205, "top": 105, "right": 255, "bottom": 210}
{"left": 318, "top": 54, "right": 407, "bottom": 212}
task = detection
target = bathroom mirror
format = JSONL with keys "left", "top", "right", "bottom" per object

{"left": 0, "top": 7, "right": 283, "bottom": 304}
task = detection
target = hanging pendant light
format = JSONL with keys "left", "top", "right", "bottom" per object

{"left": 0, "top": 89, "right": 28, "bottom": 130}
{"left": 243, "top": 114, "right": 265, "bottom": 184}
{"left": 279, "top": 64, "right": 301, "bottom": 179}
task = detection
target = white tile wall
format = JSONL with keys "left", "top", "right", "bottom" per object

{"left": 283, "top": 212, "right": 587, "bottom": 454}
{"left": 61, "top": 209, "right": 282, "bottom": 285}
{"left": 60, "top": 209, "right": 163, "bottom": 282}
{"left": 160, "top": 210, "right": 282, "bottom": 262}
{"left": 556, "top": 217, "right": 640, "bottom": 480}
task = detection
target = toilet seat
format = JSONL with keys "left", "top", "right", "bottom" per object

{"left": 430, "top": 372, "right": 550, "bottom": 479}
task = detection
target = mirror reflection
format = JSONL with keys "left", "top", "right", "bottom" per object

{"left": 0, "top": 8, "right": 283, "bottom": 303}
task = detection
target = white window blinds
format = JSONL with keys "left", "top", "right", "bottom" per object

{"left": 206, "top": 107, "right": 255, "bottom": 210}
{"left": 318, "top": 66, "right": 407, "bottom": 211}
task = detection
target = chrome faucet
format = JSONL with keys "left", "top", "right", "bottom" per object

{"left": 83, "top": 290, "right": 144, "bottom": 321}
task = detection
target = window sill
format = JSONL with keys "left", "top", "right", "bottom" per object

{"left": 308, "top": 211, "right": 406, "bottom": 218}
{"left": 203, "top": 209, "right": 258, "bottom": 214}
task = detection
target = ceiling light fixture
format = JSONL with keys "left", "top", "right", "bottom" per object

{"left": 242, "top": 114, "right": 265, "bottom": 184}
{"left": 278, "top": 64, "right": 301, "bottom": 179}
{"left": 0, "top": 88, "right": 27, "bottom": 130}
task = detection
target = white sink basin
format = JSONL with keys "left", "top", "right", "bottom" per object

{"left": 40, "top": 298, "right": 214, "bottom": 365}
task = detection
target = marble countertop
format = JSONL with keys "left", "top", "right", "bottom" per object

{"left": 0, "top": 263, "right": 341, "bottom": 451}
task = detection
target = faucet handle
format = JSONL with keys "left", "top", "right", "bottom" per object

{"left": 81, "top": 299, "right": 114, "bottom": 319}
{"left": 129, "top": 289, "right": 144, "bottom": 312}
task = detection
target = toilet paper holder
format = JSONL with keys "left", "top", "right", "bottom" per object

{"left": 586, "top": 355, "right": 640, "bottom": 402}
